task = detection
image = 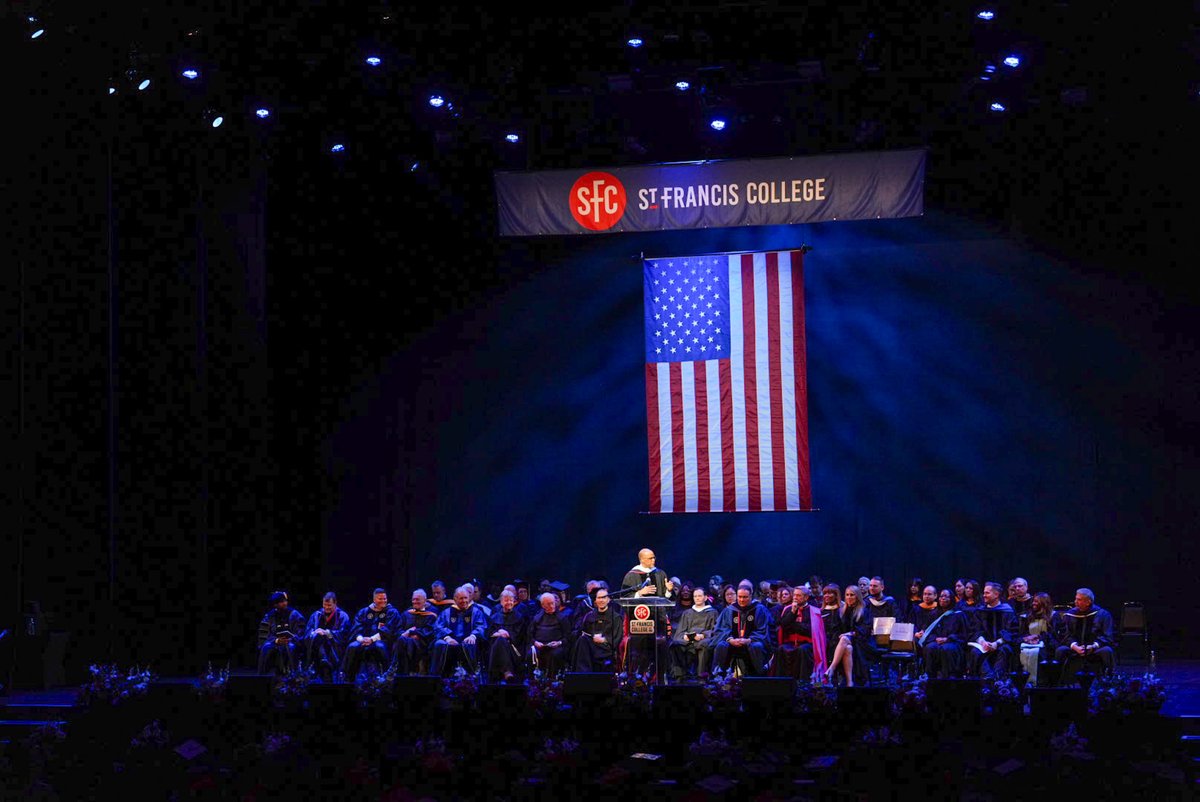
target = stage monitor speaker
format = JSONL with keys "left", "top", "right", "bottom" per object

{"left": 1028, "top": 687, "right": 1086, "bottom": 723}
{"left": 836, "top": 686, "right": 890, "bottom": 720}
{"left": 227, "top": 673, "right": 274, "bottom": 706}
{"left": 563, "top": 672, "right": 614, "bottom": 698}
{"left": 741, "top": 676, "right": 796, "bottom": 701}
{"left": 394, "top": 675, "right": 442, "bottom": 698}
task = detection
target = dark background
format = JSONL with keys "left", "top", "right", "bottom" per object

{"left": 4, "top": 1, "right": 1197, "bottom": 680}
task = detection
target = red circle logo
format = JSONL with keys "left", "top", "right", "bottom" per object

{"left": 569, "top": 171, "right": 627, "bottom": 231}
{"left": 634, "top": 604, "right": 651, "bottom": 621}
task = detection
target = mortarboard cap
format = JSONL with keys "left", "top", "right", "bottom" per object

{"left": 548, "top": 580, "right": 569, "bottom": 593}
{"left": 269, "top": 591, "right": 288, "bottom": 604}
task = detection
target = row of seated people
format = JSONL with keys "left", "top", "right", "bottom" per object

{"left": 256, "top": 576, "right": 1116, "bottom": 687}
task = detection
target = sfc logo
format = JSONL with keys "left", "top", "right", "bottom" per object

{"left": 570, "top": 171, "right": 627, "bottom": 231}
{"left": 633, "top": 604, "right": 651, "bottom": 621}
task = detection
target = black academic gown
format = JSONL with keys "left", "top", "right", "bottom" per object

{"left": 713, "top": 602, "right": 772, "bottom": 675}
{"left": 572, "top": 605, "right": 624, "bottom": 672}
{"left": 775, "top": 603, "right": 816, "bottom": 680}
{"left": 393, "top": 607, "right": 439, "bottom": 674}
{"left": 967, "top": 602, "right": 1018, "bottom": 678}
{"left": 528, "top": 610, "right": 573, "bottom": 676}
{"left": 430, "top": 604, "right": 489, "bottom": 676}
{"left": 257, "top": 607, "right": 307, "bottom": 675}
{"left": 302, "top": 608, "right": 351, "bottom": 677}
{"left": 920, "top": 609, "right": 968, "bottom": 678}
{"left": 1055, "top": 605, "right": 1115, "bottom": 679}
{"left": 485, "top": 607, "right": 528, "bottom": 679}
{"left": 620, "top": 566, "right": 676, "bottom": 678}
{"left": 669, "top": 605, "right": 717, "bottom": 679}
{"left": 343, "top": 604, "right": 403, "bottom": 677}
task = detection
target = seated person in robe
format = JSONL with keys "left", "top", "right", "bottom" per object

{"left": 342, "top": 588, "right": 401, "bottom": 678}
{"left": 427, "top": 580, "right": 454, "bottom": 612}
{"left": 257, "top": 590, "right": 306, "bottom": 675}
{"left": 430, "top": 585, "right": 489, "bottom": 677}
{"left": 712, "top": 587, "right": 772, "bottom": 676}
{"left": 776, "top": 585, "right": 825, "bottom": 682}
{"left": 670, "top": 586, "right": 717, "bottom": 680}
{"left": 824, "top": 585, "right": 872, "bottom": 687}
{"left": 303, "top": 591, "right": 350, "bottom": 680}
{"left": 919, "top": 589, "right": 968, "bottom": 679}
{"left": 1019, "top": 592, "right": 1059, "bottom": 686}
{"left": 486, "top": 589, "right": 528, "bottom": 682}
{"left": 393, "top": 588, "right": 438, "bottom": 675}
{"left": 528, "top": 592, "right": 573, "bottom": 677}
{"left": 1007, "top": 577, "right": 1034, "bottom": 619}
{"left": 1054, "top": 588, "right": 1115, "bottom": 681}
{"left": 572, "top": 586, "right": 624, "bottom": 672}
{"left": 966, "top": 582, "right": 1017, "bottom": 679}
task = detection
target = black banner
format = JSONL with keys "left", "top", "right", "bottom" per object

{"left": 494, "top": 149, "right": 926, "bottom": 237}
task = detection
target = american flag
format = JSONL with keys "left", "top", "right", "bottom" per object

{"left": 643, "top": 251, "right": 812, "bottom": 512}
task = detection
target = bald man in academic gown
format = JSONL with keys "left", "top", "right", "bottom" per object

{"left": 620, "top": 548, "right": 676, "bottom": 680}
{"left": 1054, "top": 588, "right": 1115, "bottom": 682}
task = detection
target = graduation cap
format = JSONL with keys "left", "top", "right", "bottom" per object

{"left": 269, "top": 591, "right": 288, "bottom": 604}
{"left": 548, "top": 580, "right": 569, "bottom": 594}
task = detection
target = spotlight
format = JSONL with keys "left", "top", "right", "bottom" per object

{"left": 181, "top": 69, "right": 199, "bottom": 80}
{"left": 31, "top": 27, "right": 45, "bottom": 39}
{"left": 627, "top": 37, "right": 644, "bottom": 48}
{"left": 27, "top": 16, "right": 45, "bottom": 39}
{"left": 989, "top": 101, "right": 1006, "bottom": 112}
{"left": 984, "top": 64, "right": 997, "bottom": 73}
{"left": 1003, "top": 55, "right": 1021, "bottom": 68}
{"left": 504, "top": 133, "right": 520, "bottom": 143}
{"left": 709, "top": 118, "right": 727, "bottom": 131}
{"left": 203, "top": 108, "right": 224, "bottom": 128}
{"left": 977, "top": 10, "right": 995, "bottom": 20}
{"left": 331, "top": 143, "right": 346, "bottom": 153}
{"left": 255, "top": 108, "right": 271, "bottom": 118}
{"left": 365, "top": 56, "right": 382, "bottom": 66}
{"left": 409, "top": 161, "right": 420, "bottom": 172}
{"left": 675, "top": 80, "right": 690, "bottom": 91}
{"left": 428, "top": 94, "right": 445, "bottom": 108}
{"left": 211, "top": 115, "right": 224, "bottom": 128}
{"left": 108, "top": 87, "right": 117, "bottom": 95}
{"left": 137, "top": 79, "right": 151, "bottom": 91}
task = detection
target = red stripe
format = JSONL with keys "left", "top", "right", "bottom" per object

{"left": 694, "top": 362, "right": 710, "bottom": 512}
{"left": 644, "top": 363, "right": 661, "bottom": 513}
{"left": 719, "top": 358, "right": 735, "bottom": 511}
{"left": 766, "top": 253, "right": 787, "bottom": 512}
{"left": 790, "top": 251, "right": 812, "bottom": 509}
{"left": 740, "top": 254, "right": 761, "bottom": 511}
{"left": 669, "top": 361, "right": 686, "bottom": 513}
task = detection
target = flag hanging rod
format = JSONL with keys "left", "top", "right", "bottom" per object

{"left": 635, "top": 245, "right": 813, "bottom": 261}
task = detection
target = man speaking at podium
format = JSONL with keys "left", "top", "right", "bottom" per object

{"left": 621, "top": 548, "right": 676, "bottom": 680}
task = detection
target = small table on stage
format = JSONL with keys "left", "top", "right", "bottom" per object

{"left": 614, "top": 596, "right": 676, "bottom": 683}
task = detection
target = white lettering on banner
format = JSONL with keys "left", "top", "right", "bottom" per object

{"left": 744, "top": 178, "right": 828, "bottom": 205}
{"left": 639, "top": 184, "right": 741, "bottom": 210}
{"left": 576, "top": 180, "right": 620, "bottom": 224}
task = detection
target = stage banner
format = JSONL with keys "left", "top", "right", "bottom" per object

{"left": 496, "top": 149, "right": 924, "bottom": 236}
{"left": 644, "top": 251, "right": 811, "bottom": 513}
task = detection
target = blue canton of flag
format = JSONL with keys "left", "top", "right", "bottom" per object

{"left": 643, "top": 257, "right": 731, "bottom": 363}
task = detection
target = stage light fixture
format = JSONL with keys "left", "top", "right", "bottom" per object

{"left": 409, "top": 161, "right": 420, "bottom": 172}
{"left": 138, "top": 79, "right": 151, "bottom": 91}
{"left": 108, "top": 87, "right": 117, "bottom": 95}
{"left": 984, "top": 64, "right": 997, "bottom": 73}
{"left": 675, "top": 80, "right": 690, "bottom": 91}
{"left": 31, "top": 27, "right": 45, "bottom": 39}
{"left": 182, "top": 69, "right": 199, "bottom": 80}
{"left": 990, "top": 101, "right": 1006, "bottom": 112}
{"left": 27, "top": 16, "right": 45, "bottom": 39}
{"left": 627, "top": 37, "right": 644, "bottom": 48}
{"left": 331, "top": 143, "right": 346, "bottom": 153}
{"left": 428, "top": 94, "right": 445, "bottom": 108}
{"left": 365, "top": 56, "right": 382, "bottom": 66}
{"left": 709, "top": 118, "right": 727, "bottom": 131}
{"left": 505, "top": 133, "right": 520, "bottom": 143}
{"left": 255, "top": 108, "right": 270, "bottom": 118}
{"left": 211, "top": 116, "right": 224, "bottom": 128}
{"left": 977, "top": 10, "right": 995, "bottom": 20}
{"left": 1003, "top": 55, "right": 1021, "bottom": 68}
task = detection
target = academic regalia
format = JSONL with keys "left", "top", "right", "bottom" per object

{"left": 393, "top": 606, "right": 439, "bottom": 675}
{"left": 898, "top": 595, "right": 923, "bottom": 622}
{"left": 712, "top": 602, "right": 772, "bottom": 675}
{"left": 342, "top": 603, "right": 402, "bottom": 678}
{"left": 302, "top": 607, "right": 351, "bottom": 678}
{"left": 620, "top": 564, "right": 676, "bottom": 679}
{"left": 820, "top": 605, "right": 844, "bottom": 654}
{"left": 919, "top": 608, "right": 968, "bottom": 678}
{"left": 1009, "top": 595, "right": 1034, "bottom": 619}
{"left": 572, "top": 605, "right": 624, "bottom": 672}
{"left": 955, "top": 599, "right": 982, "bottom": 634}
{"left": 257, "top": 606, "right": 307, "bottom": 675}
{"left": 1018, "top": 613, "right": 1058, "bottom": 685}
{"left": 774, "top": 603, "right": 817, "bottom": 681}
{"left": 669, "top": 604, "right": 717, "bottom": 680}
{"left": 485, "top": 606, "right": 528, "bottom": 680}
{"left": 528, "top": 609, "right": 573, "bottom": 676}
{"left": 907, "top": 602, "right": 940, "bottom": 636}
{"left": 1055, "top": 605, "right": 1115, "bottom": 680}
{"left": 430, "top": 603, "right": 489, "bottom": 676}
{"left": 967, "top": 602, "right": 1017, "bottom": 678}
{"left": 865, "top": 594, "right": 899, "bottom": 622}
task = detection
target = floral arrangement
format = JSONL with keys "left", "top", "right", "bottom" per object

{"left": 354, "top": 666, "right": 396, "bottom": 706}
{"left": 130, "top": 720, "right": 170, "bottom": 750}
{"left": 612, "top": 671, "right": 650, "bottom": 708}
{"left": 82, "top": 663, "right": 154, "bottom": 706}
{"left": 1049, "top": 722, "right": 1091, "bottom": 759}
{"left": 536, "top": 737, "right": 581, "bottom": 764}
{"left": 981, "top": 675, "right": 1022, "bottom": 712}
{"left": 196, "top": 662, "right": 230, "bottom": 701}
{"left": 1087, "top": 672, "right": 1166, "bottom": 717}
{"left": 443, "top": 666, "right": 480, "bottom": 705}
{"left": 263, "top": 732, "right": 293, "bottom": 756}
{"left": 525, "top": 669, "right": 565, "bottom": 715}
{"left": 274, "top": 663, "right": 317, "bottom": 700}
{"left": 702, "top": 668, "right": 742, "bottom": 712}
{"left": 412, "top": 737, "right": 459, "bottom": 773}
{"left": 858, "top": 726, "right": 902, "bottom": 747}
{"left": 794, "top": 682, "right": 838, "bottom": 715}
{"left": 688, "top": 731, "right": 733, "bottom": 759}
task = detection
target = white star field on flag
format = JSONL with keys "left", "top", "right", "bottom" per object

{"left": 645, "top": 257, "right": 730, "bottom": 362}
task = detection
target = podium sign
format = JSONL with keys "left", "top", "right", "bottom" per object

{"left": 629, "top": 604, "right": 655, "bottom": 634}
